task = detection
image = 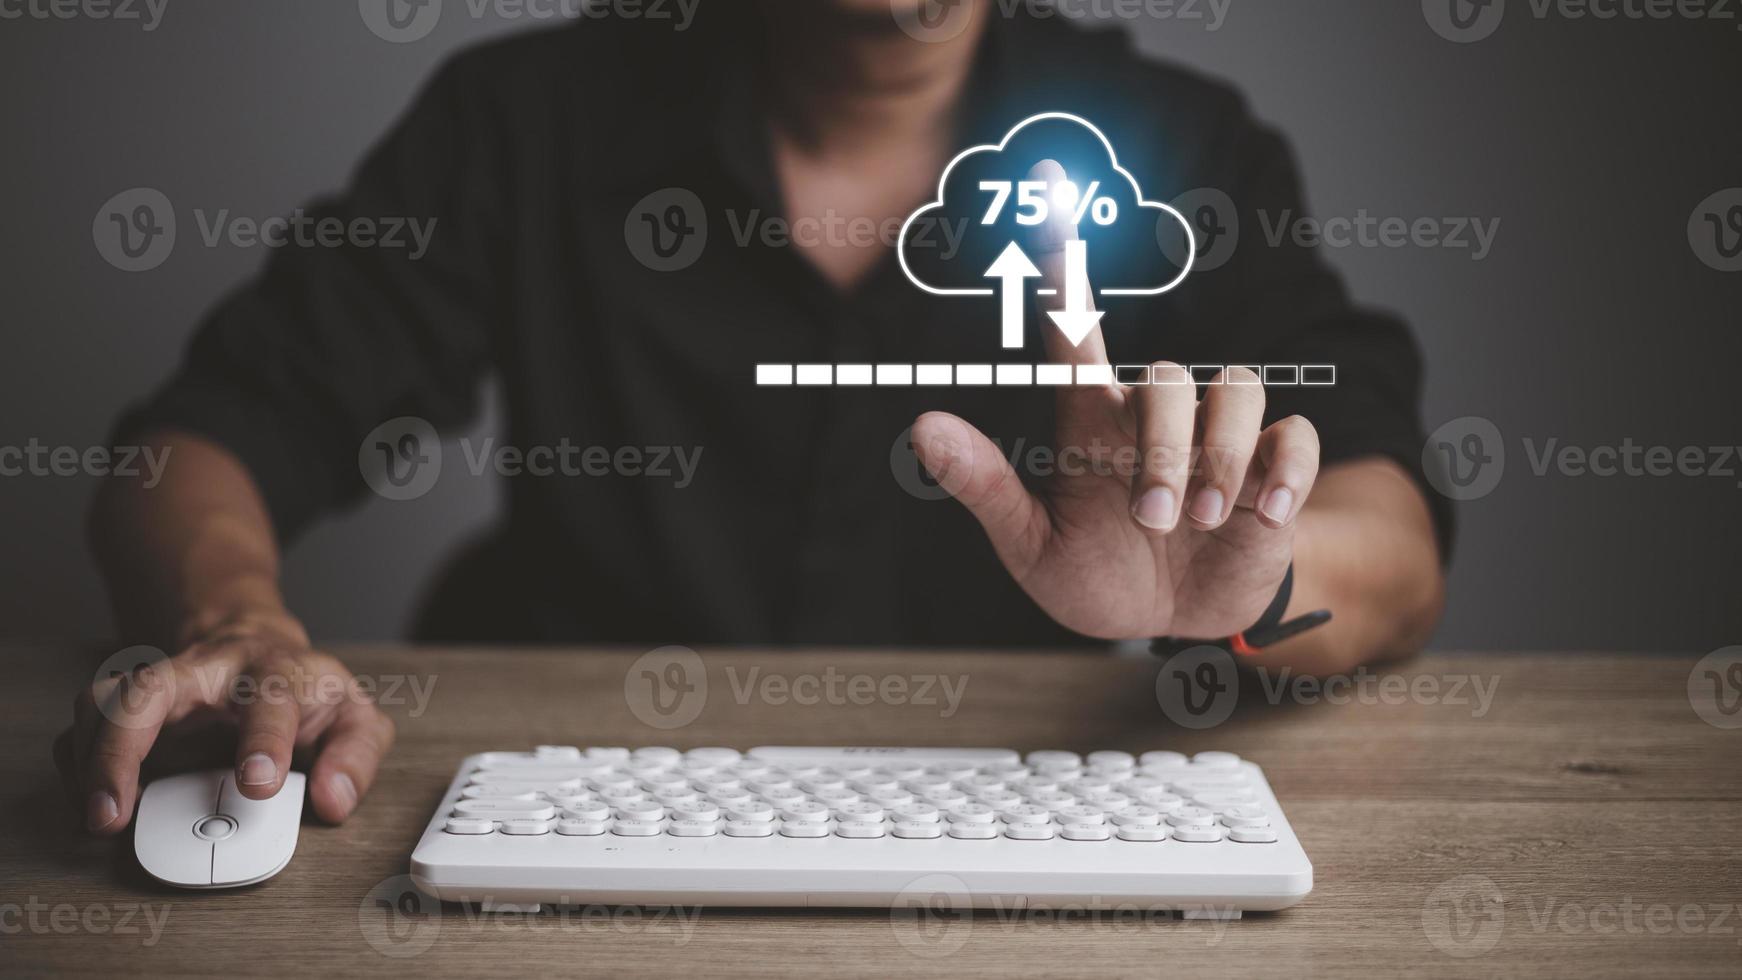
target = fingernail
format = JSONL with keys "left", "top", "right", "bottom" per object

{"left": 1133, "top": 487, "right": 1177, "bottom": 530}
{"left": 331, "top": 773, "right": 357, "bottom": 815}
{"left": 1261, "top": 486, "right": 1295, "bottom": 524}
{"left": 87, "top": 791, "right": 118, "bottom": 832}
{"left": 239, "top": 752, "right": 277, "bottom": 786}
{"left": 1189, "top": 487, "right": 1225, "bottom": 525}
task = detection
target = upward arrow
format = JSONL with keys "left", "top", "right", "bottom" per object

{"left": 984, "top": 241, "right": 1043, "bottom": 349}
{"left": 1046, "top": 239, "right": 1105, "bottom": 347}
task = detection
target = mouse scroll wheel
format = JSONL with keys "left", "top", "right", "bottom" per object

{"left": 194, "top": 814, "right": 238, "bottom": 841}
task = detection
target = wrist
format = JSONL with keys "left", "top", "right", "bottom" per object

{"left": 175, "top": 580, "right": 307, "bottom": 651}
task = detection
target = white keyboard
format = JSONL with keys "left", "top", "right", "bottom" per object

{"left": 409, "top": 746, "right": 1312, "bottom": 914}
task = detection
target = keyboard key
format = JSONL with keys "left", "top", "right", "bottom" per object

{"left": 631, "top": 746, "right": 682, "bottom": 765}
{"left": 947, "top": 822, "right": 998, "bottom": 840}
{"left": 556, "top": 818, "right": 608, "bottom": 836}
{"left": 1139, "top": 751, "right": 1188, "bottom": 769}
{"left": 1166, "top": 807, "right": 1218, "bottom": 828}
{"left": 892, "top": 821, "right": 943, "bottom": 839}
{"left": 1112, "top": 807, "right": 1163, "bottom": 827}
{"left": 927, "top": 763, "right": 979, "bottom": 781}
{"left": 852, "top": 776, "right": 902, "bottom": 796}
{"left": 1025, "top": 750, "right": 1081, "bottom": 770}
{"left": 668, "top": 819, "right": 721, "bottom": 837}
{"left": 444, "top": 818, "right": 495, "bottom": 835}
{"left": 834, "top": 802, "right": 886, "bottom": 823}
{"left": 600, "top": 790, "right": 647, "bottom": 806}
{"left": 920, "top": 788, "right": 968, "bottom": 807}
{"left": 611, "top": 820, "right": 664, "bottom": 837}
{"left": 585, "top": 747, "right": 631, "bottom": 762}
{"left": 1229, "top": 826, "right": 1279, "bottom": 843}
{"left": 779, "top": 820, "right": 830, "bottom": 838}
{"left": 671, "top": 801, "right": 722, "bottom": 822}
{"left": 1057, "top": 806, "right": 1106, "bottom": 825}
{"left": 724, "top": 820, "right": 774, "bottom": 837}
{"left": 1219, "top": 806, "right": 1272, "bottom": 827}
{"left": 1089, "top": 793, "right": 1133, "bottom": 812}
{"left": 1000, "top": 804, "right": 1052, "bottom": 825}
{"left": 1061, "top": 822, "right": 1112, "bottom": 841}
{"left": 1137, "top": 791, "right": 1186, "bottom": 812}
{"left": 1003, "top": 822, "right": 1057, "bottom": 840}
{"left": 1191, "top": 751, "right": 1242, "bottom": 771}
{"left": 802, "top": 775, "right": 849, "bottom": 793}
{"left": 653, "top": 789, "right": 702, "bottom": 807}
{"left": 869, "top": 790, "right": 916, "bottom": 808}
{"left": 812, "top": 788, "right": 860, "bottom": 806}
{"left": 536, "top": 745, "right": 583, "bottom": 762}
{"left": 501, "top": 818, "right": 554, "bottom": 835}
{"left": 1028, "top": 791, "right": 1076, "bottom": 809}
{"left": 893, "top": 803, "right": 941, "bottom": 823}
{"left": 974, "top": 789, "right": 1023, "bottom": 808}
{"left": 1116, "top": 825, "right": 1170, "bottom": 842}
{"left": 1193, "top": 792, "right": 1258, "bottom": 808}
{"left": 686, "top": 747, "right": 743, "bottom": 766}
{"left": 454, "top": 800, "right": 557, "bottom": 820}
{"left": 1171, "top": 824, "right": 1226, "bottom": 842}
{"left": 781, "top": 801, "right": 831, "bottom": 823}
{"left": 462, "top": 785, "right": 538, "bottom": 800}
{"left": 1086, "top": 751, "right": 1135, "bottom": 771}
{"left": 562, "top": 803, "right": 611, "bottom": 822}
{"left": 708, "top": 788, "right": 754, "bottom": 807}
{"left": 547, "top": 793, "right": 598, "bottom": 809}
{"left": 836, "top": 821, "right": 887, "bottom": 839}
{"left": 728, "top": 803, "right": 776, "bottom": 823}
{"left": 946, "top": 804, "right": 996, "bottom": 824}
{"left": 761, "top": 786, "right": 805, "bottom": 804}
{"left": 615, "top": 801, "right": 666, "bottom": 822}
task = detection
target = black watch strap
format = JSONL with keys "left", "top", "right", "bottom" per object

{"left": 1150, "top": 563, "right": 1332, "bottom": 658}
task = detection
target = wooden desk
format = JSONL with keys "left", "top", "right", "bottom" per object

{"left": 3, "top": 646, "right": 1739, "bottom": 978}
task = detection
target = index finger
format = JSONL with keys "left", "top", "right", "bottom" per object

{"left": 1027, "top": 159, "right": 1111, "bottom": 370}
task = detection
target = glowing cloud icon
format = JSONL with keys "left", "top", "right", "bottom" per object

{"left": 896, "top": 112, "right": 1196, "bottom": 347}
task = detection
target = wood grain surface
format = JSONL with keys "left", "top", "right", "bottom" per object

{"left": 2, "top": 645, "right": 1739, "bottom": 978}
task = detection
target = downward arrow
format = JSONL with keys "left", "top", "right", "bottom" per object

{"left": 984, "top": 241, "right": 1042, "bottom": 349}
{"left": 1046, "top": 239, "right": 1104, "bottom": 347}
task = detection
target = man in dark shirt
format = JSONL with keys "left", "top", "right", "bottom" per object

{"left": 64, "top": 2, "right": 1446, "bottom": 834}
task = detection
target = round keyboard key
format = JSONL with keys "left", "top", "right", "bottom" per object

{"left": 1000, "top": 804, "right": 1053, "bottom": 825}
{"left": 852, "top": 777, "right": 901, "bottom": 796}
{"left": 686, "top": 747, "right": 743, "bottom": 766}
{"left": 652, "top": 789, "right": 702, "bottom": 806}
{"left": 1057, "top": 806, "right": 1106, "bottom": 825}
{"left": 870, "top": 790, "right": 916, "bottom": 808}
{"left": 1061, "top": 822, "right": 1112, "bottom": 841}
{"left": 556, "top": 818, "right": 608, "bottom": 836}
{"left": 947, "top": 822, "right": 999, "bottom": 840}
{"left": 562, "top": 802, "right": 611, "bottom": 822}
{"left": 615, "top": 800, "right": 666, "bottom": 822}
{"left": 1137, "top": 790, "right": 1186, "bottom": 812}
{"left": 920, "top": 788, "right": 968, "bottom": 807}
{"left": 1220, "top": 806, "right": 1272, "bottom": 827}
{"left": 444, "top": 817, "right": 495, "bottom": 835}
{"left": 883, "top": 762, "right": 928, "bottom": 779}
{"left": 667, "top": 818, "right": 721, "bottom": 837}
{"left": 1171, "top": 824, "right": 1226, "bottom": 842}
{"left": 974, "top": 789, "right": 1023, "bottom": 808}
{"left": 835, "top": 821, "right": 887, "bottom": 839}
{"left": 1116, "top": 824, "right": 1170, "bottom": 842}
{"left": 781, "top": 801, "right": 831, "bottom": 823}
{"left": 905, "top": 774, "right": 953, "bottom": 792}
{"left": 671, "top": 801, "right": 722, "bottom": 822}
{"left": 962, "top": 774, "right": 1007, "bottom": 792}
{"left": 501, "top": 818, "right": 554, "bottom": 835}
{"left": 1139, "top": 751, "right": 1188, "bottom": 768}
{"left": 1025, "top": 750, "right": 1082, "bottom": 770}
{"left": 641, "top": 772, "right": 690, "bottom": 792}
{"left": 724, "top": 819, "right": 775, "bottom": 837}
{"left": 926, "top": 764, "right": 978, "bottom": 781}
{"left": 1014, "top": 777, "right": 1061, "bottom": 795}
{"left": 1166, "top": 806, "right": 1218, "bottom": 828}
{"left": 760, "top": 786, "right": 805, "bottom": 803}
{"left": 1112, "top": 807, "right": 1163, "bottom": 827}
{"left": 892, "top": 820, "right": 943, "bottom": 839}
{"left": 812, "top": 787, "right": 860, "bottom": 806}
{"left": 750, "top": 777, "right": 796, "bottom": 794}
{"left": 779, "top": 819, "right": 830, "bottom": 838}
{"left": 454, "top": 800, "right": 557, "bottom": 820}
{"left": 1086, "top": 750, "right": 1136, "bottom": 771}
{"left": 1003, "top": 822, "right": 1057, "bottom": 840}
{"left": 1028, "top": 791, "right": 1076, "bottom": 809}
{"left": 893, "top": 803, "right": 941, "bottom": 823}
{"left": 536, "top": 745, "right": 583, "bottom": 761}
{"left": 946, "top": 803, "right": 997, "bottom": 824}
{"left": 1193, "top": 792, "right": 1258, "bottom": 808}
{"left": 802, "top": 775, "right": 848, "bottom": 793}
{"left": 708, "top": 788, "right": 754, "bottom": 807}
{"left": 632, "top": 746, "right": 682, "bottom": 765}
{"left": 462, "top": 785, "right": 539, "bottom": 800}
{"left": 834, "top": 802, "right": 886, "bottom": 823}
{"left": 611, "top": 819, "right": 664, "bottom": 837}
{"left": 600, "top": 790, "right": 648, "bottom": 808}
{"left": 1089, "top": 793, "right": 1133, "bottom": 813}
{"left": 547, "top": 792, "right": 598, "bottom": 808}
{"left": 585, "top": 746, "right": 631, "bottom": 762}
{"left": 728, "top": 802, "right": 776, "bottom": 823}
{"left": 591, "top": 775, "right": 638, "bottom": 794}
{"left": 1229, "top": 825, "right": 1278, "bottom": 843}
{"left": 1191, "top": 751, "right": 1242, "bottom": 771}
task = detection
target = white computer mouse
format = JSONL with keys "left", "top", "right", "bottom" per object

{"left": 134, "top": 769, "right": 304, "bottom": 888}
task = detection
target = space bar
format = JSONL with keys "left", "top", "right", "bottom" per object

{"left": 748, "top": 746, "right": 1021, "bottom": 766}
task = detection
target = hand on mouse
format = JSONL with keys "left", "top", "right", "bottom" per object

{"left": 909, "top": 160, "right": 1320, "bottom": 642}
{"left": 54, "top": 612, "right": 393, "bottom": 835}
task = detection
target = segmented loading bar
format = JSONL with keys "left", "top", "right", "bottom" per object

{"left": 755, "top": 364, "right": 1337, "bottom": 387}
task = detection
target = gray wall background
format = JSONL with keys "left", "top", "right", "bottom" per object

{"left": 1, "top": 1, "right": 1737, "bottom": 650}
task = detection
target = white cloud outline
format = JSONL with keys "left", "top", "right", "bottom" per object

{"left": 897, "top": 111, "right": 1198, "bottom": 297}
